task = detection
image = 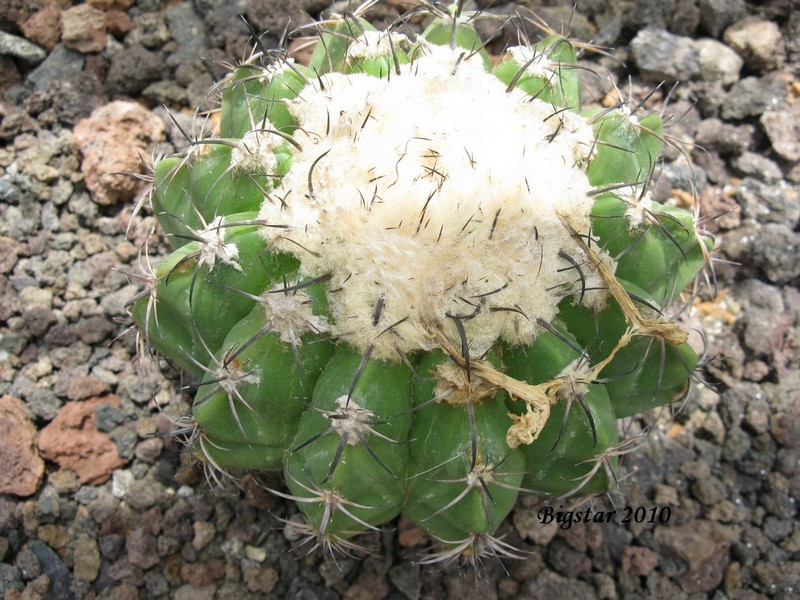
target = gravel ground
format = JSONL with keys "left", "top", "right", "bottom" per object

{"left": 0, "top": 1, "right": 798, "bottom": 599}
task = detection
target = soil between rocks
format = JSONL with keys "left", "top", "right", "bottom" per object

{"left": 0, "top": 1, "right": 798, "bottom": 599}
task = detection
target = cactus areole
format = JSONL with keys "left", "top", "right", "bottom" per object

{"left": 129, "top": 2, "right": 712, "bottom": 565}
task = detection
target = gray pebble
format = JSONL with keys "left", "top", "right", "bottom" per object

{"left": 27, "top": 540, "right": 74, "bottom": 600}
{"left": 0, "top": 563, "right": 24, "bottom": 594}
{"left": 724, "top": 223, "right": 800, "bottom": 284}
{"left": 35, "top": 485, "right": 61, "bottom": 520}
{"left": 14, "top": 545, "right": 41, "bottom": 580}
{"left": 699, "top": 0, "right": 747, "bottom": 37}
{"left": 126, "top": 476, "right": 167, "bottom": 511}
{"left": 144, "top": 570, "right": 170, "bottom": 596}
{"left": 128, "top": 12, "right": 172, "bottom": 49}
{"left": 723, "top": 16, "right": 786, "bottom": 72}
{"left": 721, "top": 74, "right": 786, "bottom": 120}
{"left": 105, "top": 44, "right": 169, "bottom": 97}
{"left": 111, "top": 426, "right": 140, "bottom": 459}
{"left": 25, "top": 45, "right": 84, "bottom": 92}
{"left": 97, "top": 533, "right": 125, "bottom": 561}
{"left": 142, "top": 80, "right": 189, "bottom": 107}
{"left": 760, "top": 105, "right": 800, "bottom": 163}
{"left": 762, "top": 516, "right": 793, "bottom": 542}
{"left": 695, "top": 38, "right": 743, "bottom": 86}
{"left": 95, "top": 403, "right": 126, "bottom": 432}
{"left": 126, "top": 528, "right": 161, "bottom": 570}
{"left": 735, "top": 177, "right": 800, "bottom": 225}
{"left": 13, "top": 376, "right": 61, "bottom": 421}
{"left": 631, "top": 29, "right": 700, "bottom": 82}
{"left": 165, "top": 3, "right": 207, "bottom": 53}
{"left": 0, "top": 31, "right": 46, "bottom": 65}
{"left": 117, "top": 372, "right": 162, "bottom": 405}
{"left": 731, "top": 153, "right": 783, "bottom": 184}
{"left": 658, "top": 161, "right": 708, "bottom": 194}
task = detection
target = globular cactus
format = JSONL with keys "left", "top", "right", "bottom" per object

{"left": 128, "top": 1, "right": 712, "bottom": 565}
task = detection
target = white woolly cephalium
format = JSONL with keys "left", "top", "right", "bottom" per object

{"left": 255, "top": 44, "right": 613, "bottom": 360}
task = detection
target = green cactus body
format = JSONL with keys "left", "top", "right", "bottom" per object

{"left": 284, "top": 348, "right": 413, "bottom": 540}
{"left": 130, "top": 2, "right": 712, "bottom": 564}
{"left": 404, "top": 351, "right": 526, "bottom": 543}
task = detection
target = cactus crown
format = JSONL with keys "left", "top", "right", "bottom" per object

{"left": 127, "top": 0, "right": 712, "bottom": 567}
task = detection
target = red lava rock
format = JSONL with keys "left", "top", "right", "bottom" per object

{"left": 61, "top": 4, "right": 107, "bottom": 53}
{"left": 20, "top": 3, "right": 62, "bottom": 52}
{"left": 66, "top": 375, "right": 110, "bottom": 401}
{"left": 37, "top": 395, "right": 128, "bottom": 485}
{"left": 0, "top": 395, "right": 45, "bottom": 497}
{"left": 72, "top": 101, "right": 165, "bottom": 206}
{"left": 770, "top": 401, "right": 800, "bottom": 448}
{"left": 397, "top": 517, "right": 426, "bottom": 548}
{"left": 621, "top": 545, "right": 660, "bottom": 577}
{"left": 105, "top": 9, "right": 132, "bottom": 37}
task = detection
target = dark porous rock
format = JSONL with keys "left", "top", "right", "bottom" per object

{"left": 547, "top": 538, "right": 592, "bottom": 578}
{"left": 695, "top": 118, "right": 754, "bottom": 155}
{"left": 98, "top": 533, "right": 125, "bottom": 561}
{"left": 127, "top": 11, "right": 171, "bottom": 49}
{"left": 787, "top": 9, "right": 800, "bottom": 63}
{"left": 14, "top": 375, "right": 61, "bottom": 421}
{"left": 731, "top": 153, "right": 783, "bottom": 185}
{"left": 388, "top": 563, "right": 421, "bottom": 600}
{"left": 723, "top": 223, "right": 800, "bottom": 284}
{"left": 621, "top": 545, "right": 660, "bottom": 577}
{"left": 0, "top": 0, "right": 44, "bottom": 35}
{"left": 520, "top": 570, "right": 596, "bottom": 600}
{"left": 15, "top": 544, "right": 41, "bottom": 580}
{"left": 755, "top": 560, "right": 800, "bottom": 595}
{"left": 0, "top": 101, "right": 39, "bottom": 142}
{"left": 164, "top": 2, "right": 207, "bottom": 71}
{"left": 94, "top": 401, "right": 125, "bottom": 432}
{"left": 142, "top": 80, "right": 188, "bottom": 107}
{"left": 657, "top": 161, "right": 708, "bottom": 195}
{"left": 767, "top": 379, "right": 800, "bottom": 448}
{"left": 105, "top": 43, "right": 168, "bottom": 97}
{"left": 25, "top": 44, "right": 84, "bottom": 92}
{"left": 110, "top": 425, "right": 139, "bottom": 459}
{"left": 654, "top": 520, "right": 740, "bottom": 593}
{"left": 734, "top": 279, "right": 793, "bottom": 359}
{"left": 245, "top": 0, "right": 329, "bottom": 35}
{"left": 126, "top": 527, "right": 161, "bottom": 570}
{"left": 628, "top": 0, "right": 676, "bottom": 32}
{"left": 197, "top": 0, "right": 252, "bottom": 57}
{"left": 0, "top": 563, "right": 24, "bottom": 595}
{"left": 671, "top": 0, "right": 701, "bottom": 35}
{"left": 760, "top": 105, "right": 800, "bottom": 163}
{"left": 0, "top": 54, "right": 21, "bottom": 94}
{"left": 23, "top": 71, "right": 107, "bottom": 126}
{"left": 125, "top": 475, "right": 167, "bottom": 511}
{"left": 699, "top": 0, "right": 747, "bottom": 37}
{"left": 721, "top": 74, "right": 787, "bottom": 121}
{"left": 762, "top": 516, "right": 793, "bottom": 542}
{"left": 107, "top": 556, "right": 145, "bottom": 587}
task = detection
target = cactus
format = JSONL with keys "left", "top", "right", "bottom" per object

{"left": 128, "top": 1, "right": 712, "bottom": 565}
